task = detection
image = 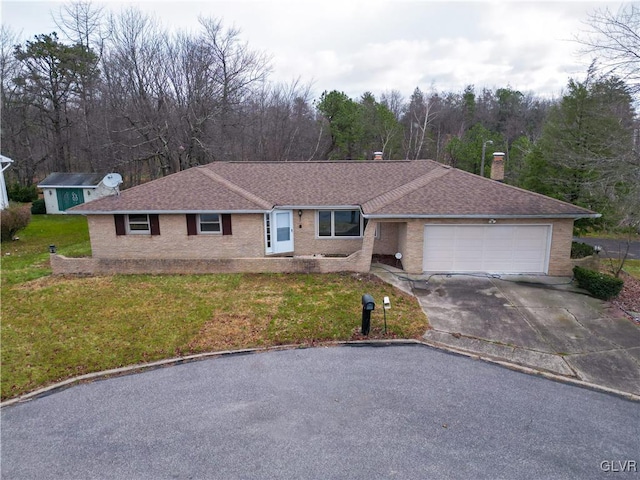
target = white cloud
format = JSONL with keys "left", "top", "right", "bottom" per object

{"left": 1, "top": 0, "right": 624, "bottom": 100}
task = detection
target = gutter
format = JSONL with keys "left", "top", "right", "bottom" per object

{"left": 38, "top": 185, "right": 99, "bottom": 189}
{"left": 276, "top": 205, "right": 362, "bottom": 211}
{"left": 66, "top": 209, "right": 271, "bottom": 215}
{"left": 363, "top": 213, "right": 602, "bottom": 220}
{"left": 68, "top": 205, "right": 365, "bottom": 215}
{"left": 67, "top": 210, "right": 600, "bottom": 220}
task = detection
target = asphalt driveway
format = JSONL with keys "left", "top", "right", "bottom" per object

{"left": 574, "top": 237, "right": 640, "bottom": 259}
{"left": 2, "top": 346, "right": 639, "bottom": 480}
{"left": 412, "top": 275, "right": 640, "bottom": 396}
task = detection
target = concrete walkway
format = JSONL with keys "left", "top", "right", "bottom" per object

{"left": 372, "top": 264, "right": 640, "bottom": 398}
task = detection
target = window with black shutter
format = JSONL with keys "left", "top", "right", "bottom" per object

{"left": 222, "top": 214, "right": 232, "bottom": 235}
{"left": 114, "top": 214, "right": 126, "bottom": 236}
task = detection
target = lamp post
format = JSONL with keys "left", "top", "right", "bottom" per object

{"left": 480, "top": 140, "right": 493, "bottom": 177}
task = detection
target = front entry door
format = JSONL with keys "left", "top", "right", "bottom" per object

{"left": 272, "top": 210, "right": 294, "bottom": 253}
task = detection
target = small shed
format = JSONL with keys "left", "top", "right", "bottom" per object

{"left": 38, "top": 173, "right": 112, "bottom": 214}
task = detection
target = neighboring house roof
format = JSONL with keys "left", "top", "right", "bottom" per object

{"left": 38, "top": 172, "right": 105, "bottom": 188}
{"left": 68, "top": 160, "right": 598, "bottom": 219}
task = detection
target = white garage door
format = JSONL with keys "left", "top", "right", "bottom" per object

{"left": 423, "top": 225, "right": 551, "bottom": 274}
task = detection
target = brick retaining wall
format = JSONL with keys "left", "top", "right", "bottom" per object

{"left": 50, "top": 251, "right": 371, "bottom": 275}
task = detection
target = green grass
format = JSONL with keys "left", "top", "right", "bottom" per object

{"left": 622, "top": 259, "right": 640, "bottom": 280}
{"left": 1, "top": 216, "right": 428, "bottom": 400}
{"left": 1, "top": 215, "right": 91, "bottom": 287}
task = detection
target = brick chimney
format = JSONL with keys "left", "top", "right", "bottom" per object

{"left": 490, "top": 152, "right": 505, "bottom": 182}
{"left": 373, "top": 151, "right": 383, "bottom": 160}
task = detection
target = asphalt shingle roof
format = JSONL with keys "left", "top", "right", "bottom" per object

{"left": 69, "top": 160, "right": 597, "bottom": 218}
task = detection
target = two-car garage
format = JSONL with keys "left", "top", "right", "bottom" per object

{"left": 423, "top": 224, "right": 552, "bottom": 274}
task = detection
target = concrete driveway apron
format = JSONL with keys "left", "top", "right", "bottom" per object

{"left": 414, "top": 275, "right": 640, "bottom": 396}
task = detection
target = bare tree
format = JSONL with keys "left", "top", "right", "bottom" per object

{"left": 53, "top": 0, "right": 108, "bottom": 52}
{"left": 380, "top": 89, "right": 404, "bottom": 121}
{"left": 0, "top": 26, "right": 50, "bottom": 184}
{"left": 197, "top": 16, "right": 271, "bottom": 160}
{"left": 402, "top": 87, "right": 437, "bottom": 160}
{"left": 577, "top": 4, "right": 640, "bottom": 95}
{"left": 246, "top": 79, "right": 322, "bottom": 161}
{"left": 103, "top": 7, "right": 174, "bottom": 180}
{"left": 53, "top": 1, "right": 109, "bottom": 172}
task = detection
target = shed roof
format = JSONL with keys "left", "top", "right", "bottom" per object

{"left": 68, "top": 160, "right": 598, "bottom": 219}
{"left": 38, "top": 172, "right": 105, "bottom": 188}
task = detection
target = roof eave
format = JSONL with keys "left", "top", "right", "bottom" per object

{"left": 66, "top": 209, "right": 271, "bottom": 215}
{"left": 276, "top": 205, "right": 362, "bottom": 210}
{"left": 69, "top": 205, "right": 364, "bottom": 215}
{"left": 38, "top": 184, "right": 100, "bottom": 188}
{"left": 363, "top": 213, "right": 601, "bottom": 220}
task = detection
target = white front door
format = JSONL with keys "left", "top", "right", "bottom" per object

{"left": 272, "top": 210, "right": 294, "bottom": 253}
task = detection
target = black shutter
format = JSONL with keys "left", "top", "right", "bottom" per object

{"left": 222, "top": 214, "right": 232, "bottom": 235}
{"left": 150, "top": 214, "right": 160, "bottom": 235}
{"left": 114, "top": 214, "right": 126, "bottom": 236}
{"left": 186, "top": 214, "right": 197, "bottom": 235}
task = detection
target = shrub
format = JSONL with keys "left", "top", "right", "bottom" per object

{"left": 7, "top": 183, "right": 38, "bottom": 203}
{"left": 573, "top": 266, "right": 624, "bottom": 300}
{"left": 0, "top": 204, "right": 32, "bottom": 242}
{"left": 31, "top": 198, "right": 46, "bottom": 214}
{"left": 571, "top": 241, "right": 595, "bottom": 259}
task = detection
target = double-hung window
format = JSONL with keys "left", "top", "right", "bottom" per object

{"left": 186, "top": 213, "right": 232, "bottom": 236}
{"left": 199, "top": 214, "right": 221, "bottom": 234}
{"left": 317, "top": 210, "right": 363, "bottom": 238}
{"left": 114, "top": 214, "right": 160, "bottom": 235}
{"left": 127, "top": 214, "right": 151, "bottom": 234}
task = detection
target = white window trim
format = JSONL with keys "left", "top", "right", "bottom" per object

{"left": 198, "top": 213, "right": 222, "bottom": 234}
{"left": 316, "top": 209, "right": 364, "bottom": 239}
{"left": 126, "top": 214, "right": 150, "bottom": 235}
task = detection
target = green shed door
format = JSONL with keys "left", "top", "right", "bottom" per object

{"left": 56, "top": 188, "right": 85, "bottom": 211}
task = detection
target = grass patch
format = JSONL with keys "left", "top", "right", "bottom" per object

{"left": 622, "top": 259, "right": 640, "bottom": 280}
{"left": 1, "top": 218, "right": 428, "bottom": 400}
{"left": 1, "top": 215, "right": 90, "bottom": 287}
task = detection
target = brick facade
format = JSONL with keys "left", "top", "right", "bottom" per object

{"left": 56, "top": 212, "right": 379, "bottom": 275}
{"left": 397, "top": 217, "right": 574, "bottom": 276}
{"left": 88, "top": 211, "right": 386, "bottom": 260}
{"left": 56, "top": 213, "right": 575, "bottom": 276}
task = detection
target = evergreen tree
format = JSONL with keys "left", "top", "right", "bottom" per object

{"left": 521, "top": 71, "right": 637, "bottom": 227}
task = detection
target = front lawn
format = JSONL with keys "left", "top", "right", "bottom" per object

{"left": 1, "top": 216, "right": 428, "bottom": 401}
{"left": 1, "top": 214, "right": 91, "bottom": 287}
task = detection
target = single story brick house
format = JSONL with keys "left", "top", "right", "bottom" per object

{"left": 56, "top": 156, "right": 598, "bottom": 276}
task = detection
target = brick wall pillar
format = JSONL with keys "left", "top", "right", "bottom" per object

{"left": 357, "top": 220, "right": 378, "bottom": 271}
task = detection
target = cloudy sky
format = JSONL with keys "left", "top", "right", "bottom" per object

{"left": 1, "top": 1, "right": 623, "bottom": 101}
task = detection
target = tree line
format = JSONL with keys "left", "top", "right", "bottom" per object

{"left": 1, "top": 2, "right": 638, "bottom": 229}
